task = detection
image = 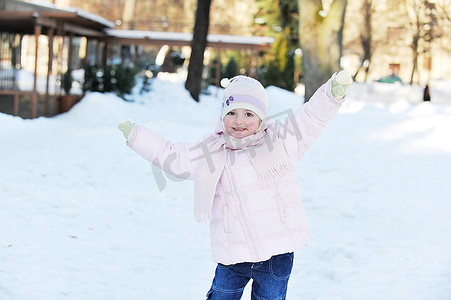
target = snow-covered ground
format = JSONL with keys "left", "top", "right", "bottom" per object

{"left": 1, "top": 72, "right": 450, "bottom": 300}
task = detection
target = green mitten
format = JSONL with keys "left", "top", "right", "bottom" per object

{"left": 118, "top": 120, "right": 135, "bottom": 143}
{"left": 331, "top": 70, "right": 353, "bottom": 99}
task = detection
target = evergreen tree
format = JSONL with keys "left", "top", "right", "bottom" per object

{"left": 254, "top": 0, "right": 299, "bottom": 91}
{"left": 223, "top": 57, "right": 238, "bottom": 79}
{"left": 260, "top": 31, "right": 295, "bottom": 91}
{"left": 279, "top": 0, "right": 299, "bottom": 46}
{"left": 254, "top": 0, "right": 298, "bottom": 47}
{"left": 83, "top": 64, "right": 101, "bottom": 93}
{"left": 208, "top": 55, "right": 221, "bottom": 86}
{"left": 103, "top": 65, "right": 115, "bottom": 93}
{"left": 114, "top": 64, "right": 138, "bottom": 99}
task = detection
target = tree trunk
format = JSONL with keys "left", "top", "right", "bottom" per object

{"left": 409, "top": 12, "right": 421, "bottom": 85}
{"left": 354, "top": 0, "right": 373, "bottom": 82}
{"left": 122, "top": 0, "right": 136, "bottom": 29}
{"left": 410, "top": 39, "right": 419, "bottom": 85}
{"left": 185, "top": 0, "right": 212, "bottom": 102}
{"left": 298, "top": 0, "right": 347, "bottom": 102}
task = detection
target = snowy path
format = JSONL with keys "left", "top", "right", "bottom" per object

{"left": 1, "top": 76, "right": 450, "bottom": 299}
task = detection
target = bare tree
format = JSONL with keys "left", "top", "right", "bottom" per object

{"left": 433, "top": 0, "right": 451, "bottom": 50}
{"left": 185, "top": 0, "right": 212, "bottom": 102}
{"left": 353, "top": 0, "right": 373, "bottom": 82}
{"left": 436, "top": 1, "right": 451, "bottom": 22}
{"left": 406, "top": 0, "right": 441, "bottom": 84}
{"left": 298, "top": 0, "right": 347, "bottom": 102}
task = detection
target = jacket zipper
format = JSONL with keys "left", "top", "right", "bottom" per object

{"left": 224, "top": 156, "right": 260, "bottom": 259}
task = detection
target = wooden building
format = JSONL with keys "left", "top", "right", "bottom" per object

{"left": 0, "top": 0, "right": 114, "bottom": 118}
{"left": 0, "top": 0, "right": 274, "bottom": 119}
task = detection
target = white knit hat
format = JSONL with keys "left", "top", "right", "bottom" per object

{"left": 220, "top": 75, "right": 269, "bottom": 121}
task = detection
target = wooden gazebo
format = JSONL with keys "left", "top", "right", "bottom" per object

{"left": 104, "top": 29, "right": 275, "bottom": 85}
{"left": 0, "top": 0, "right": 114, "bottom": 118}
{"left": 0, "top": 0, "right": 274, "bottom": 119}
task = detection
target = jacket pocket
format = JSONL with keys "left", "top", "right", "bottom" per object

{"left": 275, "top": 194, "right": 287, "bottom": 224}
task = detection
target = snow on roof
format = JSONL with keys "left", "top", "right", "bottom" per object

{"left": 106, "top": 29, "right": 275, "bottom": 46}
{"left": 107, "top": 30, "right": 193, "bottom": 41}
{"left": 208, "top": 34, "right": 275, "bottom": 45}
{"left": 30, "top": 1, "right": 115, "bottom": 28}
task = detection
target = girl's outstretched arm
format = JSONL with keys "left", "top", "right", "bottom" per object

{"left": 283, "top": 70, "right": 352, "bottom": 160}
{"left": 118, "top": 121, "right": 198, "bottom": 181}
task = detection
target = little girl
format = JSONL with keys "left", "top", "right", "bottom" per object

{"left": 118, "top": 71, "right": 352, "bottom": 299}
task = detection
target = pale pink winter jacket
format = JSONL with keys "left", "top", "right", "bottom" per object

{"left": 127, "top": 79, "right": 344, "bottom": 265}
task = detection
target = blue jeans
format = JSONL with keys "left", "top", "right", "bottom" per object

{"left": 206, "top": 252, "right": 294, "bottom": 300}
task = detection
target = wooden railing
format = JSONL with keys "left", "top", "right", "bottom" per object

{"left": 0, "top": 90, "right": 35, "bottom": 117}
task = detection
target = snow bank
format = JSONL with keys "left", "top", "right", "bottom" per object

{"left": 1, "top": 72, "right": 450, "bottom": 300}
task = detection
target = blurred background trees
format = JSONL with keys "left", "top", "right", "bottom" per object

{"left": 5, "top": 0, "right": 450, "bottom": 102}
{"left": 406, "top": 0, "right": 443, "bottom": 84}
{"left": 254, "top": 0, "right": 299, "bottom": 92}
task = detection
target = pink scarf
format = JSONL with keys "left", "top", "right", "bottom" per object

{"left": 193, "top": 120, "right": 293, "bottom": 222}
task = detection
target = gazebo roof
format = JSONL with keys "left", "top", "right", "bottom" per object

{"left": 0, "top": 0, "right": 274, "bottom": 49}
{"left": 0, "top": 0, "right": 114, "bottom": 37}
{"left": 106, "top": 29, "right": 275, "bottom": 50}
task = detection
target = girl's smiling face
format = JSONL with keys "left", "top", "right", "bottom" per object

{"left": 223, "top": 108, "right": 261, "bottom": 139}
